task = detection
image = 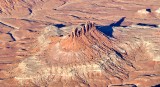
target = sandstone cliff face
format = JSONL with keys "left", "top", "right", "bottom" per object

{"left": 0, "top": 0, "right": 160, "bottom": 87}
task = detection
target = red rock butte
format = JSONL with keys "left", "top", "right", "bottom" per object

{"left": 0, "top": 0, "right": 160, "bottom": 87}
{"left": 43, "top": 22, "right": 114, "bottom": 65}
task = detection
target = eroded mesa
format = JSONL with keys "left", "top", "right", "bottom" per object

{"left": 0, "top": 0, "right": 160, "bottom": 87}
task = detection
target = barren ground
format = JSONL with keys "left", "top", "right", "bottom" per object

{"left": 0, "top": 0, "right": 160, "bottom": 87}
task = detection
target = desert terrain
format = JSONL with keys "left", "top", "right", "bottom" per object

{"left": 0, "top": 0, "right": 160, "bottom": 87}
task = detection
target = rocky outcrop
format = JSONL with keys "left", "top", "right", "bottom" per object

{"left": 0, "top": 19, "right": 159, "bottom": 87}
{"left": 43, "top": 22, "right": 117, "bottom": 66}
{"left": 70, "top": 22, "right": 95, "bottom": 37}
{"left": 0, "top": 0, "right": 160, "bottom": 87}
